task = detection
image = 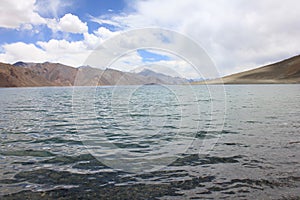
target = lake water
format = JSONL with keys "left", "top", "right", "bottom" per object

{"left": 0, "top": 85, "right": 299, "bottom": 199}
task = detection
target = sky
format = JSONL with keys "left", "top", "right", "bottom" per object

{"left": 0, "top": 0, "right": 300, "bottom": 79}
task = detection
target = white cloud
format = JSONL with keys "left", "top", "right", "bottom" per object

{"left": 37, "top": 39, "right": 86, "bottom": 53}
{"left": 83, "top": 32, "right": 101, "bottom": 49}
{"left": 20, "top": 24, "right": 34, "bottom": 31}
{"left": 0, "top": 0, "right": 46, "bottom": 28}
{"left": 90, "top": 16, "right": 122, "bottom": 27}
{"left": 0, "top": 0, "right": 92, "bottom": 66}
{"left": 73, "top": 28, "right": 218, "bottom": 78}
{"left": 35, "top": 0, "right": 72, "bottom": 19}
{"left": 2, "top": 0, "right": 300, "bottom": 78}
{"left": 81, "top": 27, "right": 120, "bottom": 50}
{"left": 0, "top": 40, "right": 91, "bottom": 67}
{"left": 147, "top": 60, "right": 199, "bottom": 79}
{"left": 110, "top": 51, "right": 144, "bottom": 72}
{"left": 93, "top": 0, "right": 300, "bottom": 76}
{"left": 94, "top": 27, "right": 118, "bottom": 40}
{"left": 0, "top": 27, "right": 121, "bottom": 67}
{"left": 47, "top": 13, "right": 88, "bottom": 34}
{"left": 0, "top": 28, "right": 219, "bottom": 79}
{"left": 108, "top": 49, "right": 200, "bottom": 79}
{"left": 0, "top": 42, "right": 48, "bottom": 62}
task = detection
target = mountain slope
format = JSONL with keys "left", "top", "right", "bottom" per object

{"left": 0, "top": 62, "right": 188, "bottom": 87}
{"left": 196, "top": 55, "right": 300, "bottom": 84}
{"left": 66, "top": 67, "right": 187, "bottom": 86}
{"left": 138, "top": 69, "right": 187, "bottom": 84}
{"left": 27, "top": 62, "right": 77, "bottom": 86}
{"left": 0, "top": 62, "right": 56, "bottom": 87}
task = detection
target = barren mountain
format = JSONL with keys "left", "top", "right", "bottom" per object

{"left": 197, "top": 55, "right": 300, "bottom": 84}
{"left": 3, "top": 54, "right": 299, "bottom": 87}
{"left": 0, "top": 62, "right": 188, "bottom": 87}
{"left": 138, "top": 69, "right": 187, "bottom": 84}
{"left": 25, "top": 62, "right": 78, "bottom": 86}
{"left": 0, "top": 62, "right": 55, "bottom": 87}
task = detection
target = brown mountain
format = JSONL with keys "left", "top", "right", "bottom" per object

{"left": 195, "top": 55, "right": 300, "bottom": 84}
{"left": 138, "top": 69, "right": 187, "bottom": 84}
{"left": 0, "top": 62, "right": 55, "bottom": 87}
{"left": 0, "top": 62, "right": 187, "bottom": 87}
{"left": 19, "top": 62, "right": 78, "bottom": 86}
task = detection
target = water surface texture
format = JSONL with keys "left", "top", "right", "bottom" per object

{"left": 0, "top": 85, "right": 299, "bottom": 199}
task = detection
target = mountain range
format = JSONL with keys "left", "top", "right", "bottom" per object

{"left": 0, "top": 62, "right": 187, "bottom": 87}
{"left": 195, "top": 55, "right": 300, "bottom": 84}
{"left": 1, "top": 54, "right": 300, "bottom": 87}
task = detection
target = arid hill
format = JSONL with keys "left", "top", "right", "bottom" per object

{"left": 0, "top": 62, "right": 55, "bottom": 87}
{"left": 0, "top": 62, "right": 187, "bottom": 87}
{"left": 2, "top": 54, "right": 300, "bottom": 87}
{"left": 27, "top": 62, "right": 78, "bottom": 86}
{"left": 138, "top": 69, "right": 186, "bottom": 85}
{"left": 195, "top": 55, "right": 300, "bottom": 84}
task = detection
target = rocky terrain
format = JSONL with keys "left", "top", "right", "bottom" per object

{"left": 1, "top": 54, "right": 300, "bottom": 87}
{"left": 196, "top": 55, "right": 300, "bottom": 84}
{"left": 0, "top": 62, "right": 187, "bottom": 87}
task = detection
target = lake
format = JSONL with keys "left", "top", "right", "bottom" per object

{"left": 0, "top": 85, "right": 299, "bottom": 199}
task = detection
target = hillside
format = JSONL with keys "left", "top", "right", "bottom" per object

{"left": 196, "top": 55, "right": 300, "bottom": 84}
{"left": 2, "top": 54, "right": 300, "bottom": 87}
{"left": 138, "top": 69, "right": 186, "bottom": 84}
{"left": 0, "top": 62, "right": 56, "bottom": 87}
{"left": 0, "top": 62, "right": 187, "bottom": 87}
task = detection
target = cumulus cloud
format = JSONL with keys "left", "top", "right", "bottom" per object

{"left": 109, "top": 51, "right": 144, "bottom": 72}
{"left": 0, "top": 40, "right": 91, "bottom": 67}
{"left": 47, "top": 13, "right": 88, "bottom": 34}
{"left": 145, "top": 60, "right": 199, "bottom": 79}
{"left": 82, "top": 27, "right": 120, "bottom": 50}
{"left": 93, "top": 0, "right": 300, "bottom": 75}
{"left": 0, "top": 0, "right": 46, "bottom": 29}
{"left": 35, "top": 0, "right": 72, "bottom": 18}
{"left": 90, "top": 16, "right": 122, "bottom": 28}
{"left": 0, "top": 0, "right": 82, "bottom": 34}
{"left": 37, "top": 39, "right": 86, "bottom": 53}
{"left": 0, "top": 42, "right": 48, "bottom": 62}
{"left": 2, "top": 0, "right": 300, "bottom": 78}
{"left": 0, "top": 27, "right": 119, "bottom": 67}
{"left": 110, "top": 49, "right": 201, "bottom": 79}
{"left": 0, "top": 37, "right": 202, "bottom": 79}
{"left": 85, "top": 29, "right": 214, "bottom": 79}
{"left": 94, "top": 27, "right": 118, "bottom": 40}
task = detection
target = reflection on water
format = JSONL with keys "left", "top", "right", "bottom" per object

{"left": 0, "top": 85, "right": 299, "bottom": 199}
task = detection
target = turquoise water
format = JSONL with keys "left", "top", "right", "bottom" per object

{"left": 0, "top": 85, "right": 299, "bottom": 199}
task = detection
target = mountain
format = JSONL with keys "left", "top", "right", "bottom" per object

{"left": 138, "top": 69, "right": 187, "bottom": 84}
{"left": 0, "top": 62, "right": 55, "bottom": 87}
{"left": 0, "top": 62, "right": 188, "bottom": 87}
{"left": 27, "top": 62, "right": 77, "bottom": 86}
{"left": 13, "top": 61, "right": 37, "bottom": 68}
{"left": 3, "top": 54, "right": 299, "bottom": 87}
{"left": 195, "top": 55, "right": 300, "bottom": 84}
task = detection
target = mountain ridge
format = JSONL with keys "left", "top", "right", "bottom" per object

{"left": 138, "top": 68, "right": 187, "bottom": 85}
{"left": 0, "top": 62, "right": 187, "bottom": 87}
{"left": 194, "top": 54, "right": 300, "bottom": 84}
{"left": 2, "top": 54, "right": 300, "bottom": 87}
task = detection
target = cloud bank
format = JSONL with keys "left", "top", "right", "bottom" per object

{"left": 0, "top": 0, "right": 300, "bottom": 78}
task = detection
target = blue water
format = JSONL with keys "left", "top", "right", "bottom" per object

{"left": 0, "top": 85, "right": 299, "bottom": 199}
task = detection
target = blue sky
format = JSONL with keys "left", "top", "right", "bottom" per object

{"left": 0, "top": 0, "right": 126, "bottom": 44}
{"left": 137, "top": 50, "right": 171, "bottom": 63}
{"left": 0, "top": 0, "right": 300, "bottom": 78}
